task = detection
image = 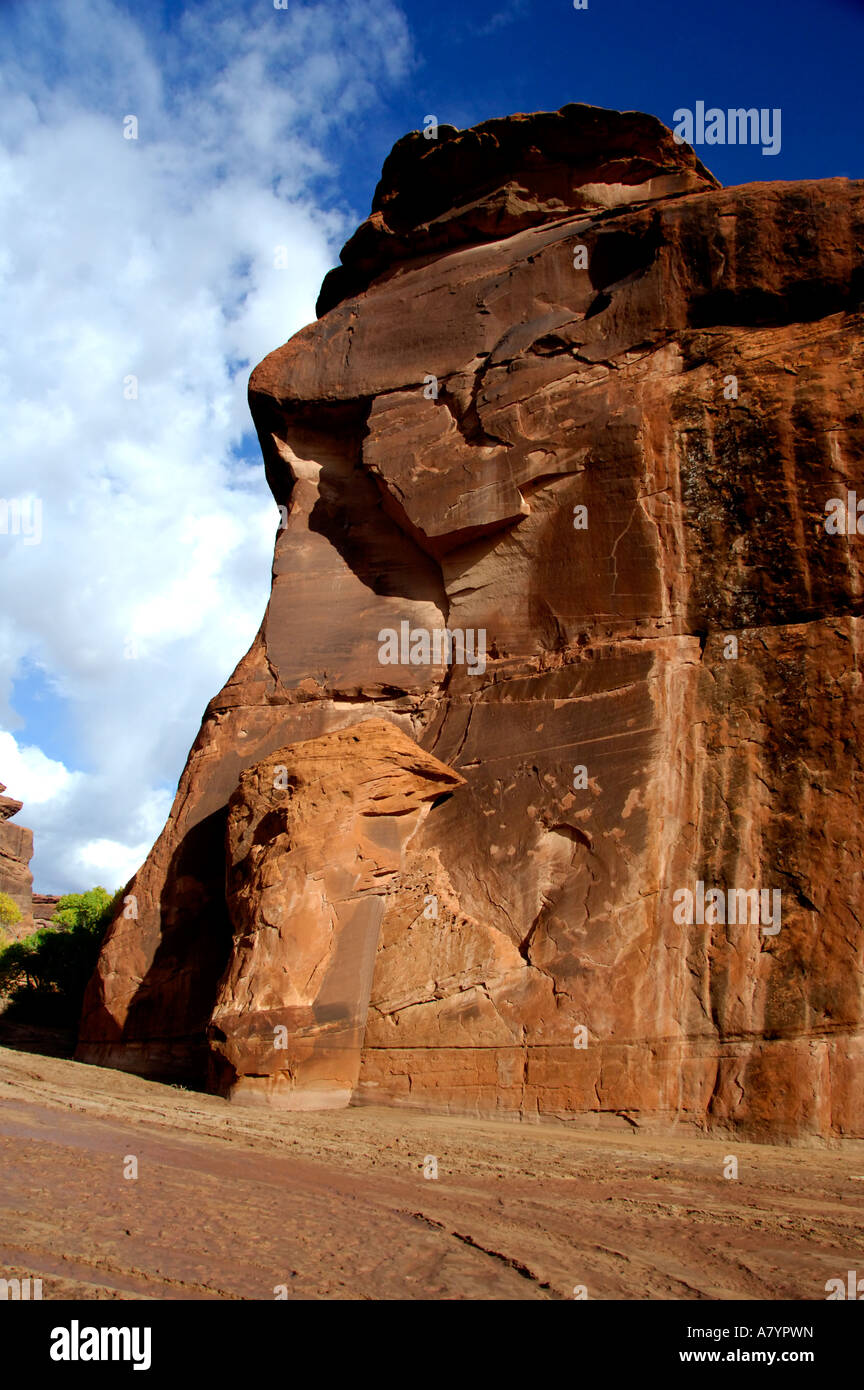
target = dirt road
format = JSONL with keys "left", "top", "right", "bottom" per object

{"left": 1, "top": 1046, "right": 862, "bottom": 1300}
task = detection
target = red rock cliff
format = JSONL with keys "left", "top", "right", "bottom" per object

{"left": 78, "top": 103, "right": 864, "bottom": 1140}
{"left": 0, "top": 783, "right": 34, "bottom": 942}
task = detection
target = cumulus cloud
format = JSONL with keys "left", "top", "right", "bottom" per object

{"left": 0, "top": 0, "right": 412, "bottom": 892}
{"left": 0, "top": 732, "right": 82, "bottom": 807}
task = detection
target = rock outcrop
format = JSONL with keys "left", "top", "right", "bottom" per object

{"left": 208, "top": 721, "right": 463, "bottom": 1107}
{"left": 78, "top": 104, "right": 864, "bottom": 1141}
{"left": 0, "top": 783, "right": 34, "bottom": 941}
{"left": 32, "top": 894, "right": 61, "bottom": 929}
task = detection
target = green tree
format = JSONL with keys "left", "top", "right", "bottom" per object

{"left": 0, "top": 885, "right": 121, "bottom": 1029}
{"left": 0, "top": 891, "right": 22, "bottom": 929}
{"left": 51, "top": 886, "right": 118, "bottom": 935}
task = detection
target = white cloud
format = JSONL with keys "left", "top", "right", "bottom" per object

{"left": 74, "top": 837, "right": 157, "bottom": 889}
{"left": 0, "top": 0, "right": 411, "bottom": 894}
{"left": 0, "top": 732, "right": 82, "bottom": 806}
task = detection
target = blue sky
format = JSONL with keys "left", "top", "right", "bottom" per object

{"left": 1, "top": 0, "right": 862, "bottom": 892}
{"left": 152, "top": 0, "right": 864, "bottom": 195}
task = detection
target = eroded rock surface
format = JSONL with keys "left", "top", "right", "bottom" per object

{"left": 208, "top": 720, "right": 462, "bottom": 1107}
{"left": 78, "top": 103, "right": 864, "bottom": 1139}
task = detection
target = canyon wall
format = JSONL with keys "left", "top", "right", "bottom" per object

{"left": 0, "top": 783, "right": 34, "bottom": 941}
{"left": 78, "top": 104, "right": 864, "bottom": 1140}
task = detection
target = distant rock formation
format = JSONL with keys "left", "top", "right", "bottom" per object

{"left": 0, "top": 793, "right": 59, "bottom": 944}
{"left": 32, "top": 894, "right": 61, "bottom": 929}
{"left": 0, "top": 783, "right": 34, "bottom": 941}
{"left": 78, "top": 104, "right": 864, "bottom": 1141}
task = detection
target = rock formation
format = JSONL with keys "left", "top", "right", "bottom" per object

{"left": 78, "top": 104, "right": 864, "bottom": 1141}
{"left": 32, "top": 894, "right": 61, "bottom": 929}
{"left": 0, "top": 783, "right": 34, "bottom": 941}
{"left": 209, "top": 721, "right": 462, "bottom": 1106}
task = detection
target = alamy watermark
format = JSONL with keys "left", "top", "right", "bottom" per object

{"left": 378, "top": 621, "right": 486, "bottom": 676}
{"left": 672, "top": 103, "right": 781, "bottom": 156}
{"left": 825, "top": 1271, "right": 864, "bottom": 1299}
{"left": 0, "top": 497, "right": 42, "bottom": 545}
{"left": 672, "top": 882, "right": 782, "bottom": 935}
{"left": 50, "top": 1321, "right": 151, "bottom": 1370}
{"left": 824, "top": 491, "right": 864, "bottom": 534}
{"left": 1, "top": 1275, "right": 42, "bottom": 1300}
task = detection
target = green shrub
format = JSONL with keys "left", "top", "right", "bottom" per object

{"left": 0, "top": 885, "right": 121, "bottom": 1029}
{"left": 0, "top": 891, "right": 22, "bottom": 928}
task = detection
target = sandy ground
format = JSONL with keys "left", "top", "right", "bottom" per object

{"left": 1, "top": 1044, "right": 863, "bottom": 1301}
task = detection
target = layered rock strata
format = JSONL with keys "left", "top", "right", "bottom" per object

{"left": 32, "top": 894, "right": 61, "bottom": 929}
{"left": 78, "top": 104, "right": 864, "bottom": 1140}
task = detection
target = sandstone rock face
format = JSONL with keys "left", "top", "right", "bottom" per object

{"left": 32, "top": 894, "right": 61, "bottom": 929}
{"left": 208, "top": 721, "right": 462, "bottom": 1107}
{"left": 78, "top": 104, "right": 864, "bottom": 1141}
{"left": 316, "top": 103, "right": 718, "bottom": 317}
{"left": 0, "top": 783, "right": 34, "bottom": 941}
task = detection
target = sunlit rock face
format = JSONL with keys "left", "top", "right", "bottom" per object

{"left": 78, "top": 104, "right": 864, "bottom": 1140}
{"left": 207, "top": 720, "right": 463, "bottom": 1109}
{"left": 0, "top": 783, "right": 34, "bottom": 942}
